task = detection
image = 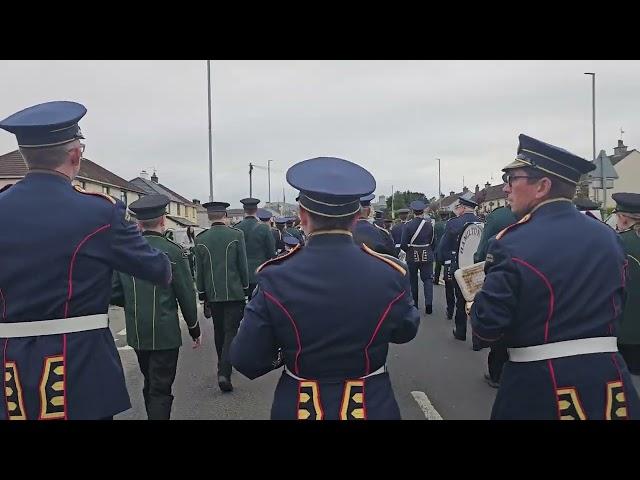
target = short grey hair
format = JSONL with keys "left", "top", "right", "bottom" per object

{"left": 138, "top": 216, "right": 163, "bottom": 230}
{"left": 19, "top": 140, "right": 78, "bottom": 170}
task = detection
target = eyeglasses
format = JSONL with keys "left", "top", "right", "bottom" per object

{"left": 502, "top": 173, "right": 540, "bottom": 187}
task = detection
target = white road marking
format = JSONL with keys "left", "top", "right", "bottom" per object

{"left": 411, "top": 391, "right": 443, "bottom": 420}
{"left": 117, "top": 345, "right": 134, "bottom": 351}
{"left": 117, "top": 328, "right": 126, "bottom": 336}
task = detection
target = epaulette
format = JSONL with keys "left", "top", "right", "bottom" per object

{"left": 361, "top": 244, "right": 406, "bottom": 275}
{"left": 73, "top": 185, "right": 116, "bottom": 204}
{"left": 230, "top": 226, "right": 243, "bottom": 233}
{"left": 496, "top": 213, "right": 531, "bottom": 240}
{"left": 195, "top": 228, "right": 208, "bottom": 237}
{"left": 163, "top": 237, "right": 191, "bottom": 258}
{"left": 257, "top": 244, "right": 301, "bottom": 272}
{"left": 163, "top": 236, "right": 184, "bottom": 249}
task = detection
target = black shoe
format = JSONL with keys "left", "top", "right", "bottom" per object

{"left": 446, "top": 312, "right": 453, "bottom": 320}
{"left": 484, "top": 373, "right": 500, "bottom": 389}
{"left": 472, "top": 344, "right": 482, "bottom": 352}
{"left": 218, "top": 375, "right": 233, "bottom": 392}
{"left": 425, "top": 305, "right": 432, "bottom": 315}
{"left": 452, "top": 329, "right": 466, "bottom": 341}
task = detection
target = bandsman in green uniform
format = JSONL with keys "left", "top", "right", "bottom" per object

{"left": 612, "top": 193, "right": 640, "bottom": 375}
{"left": 235, "top": 198, "right": 276, "bottom": 299}
{"left": 111, "top": 194, "right": 201, "bottom": 420}
{"left": 472, "top": 204, "right": 517, "bottom": 387}
{"left": 195, "top": 201, "right": 249, "bottom": 392}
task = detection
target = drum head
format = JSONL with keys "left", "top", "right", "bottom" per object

{"left": 457, "top": 222, "right": 484, "bottom": 269}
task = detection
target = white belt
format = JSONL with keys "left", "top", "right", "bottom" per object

{"left": 408, "top": 243, "right": 430, "bottom": 247}
{"left": 508, "top": 337, "right": 618, "bottom": 363}
{"left": 395, "top": 244, "right": 401, "bottom": 248}
{"left": 284, "top": 364, "right": 387, "bottom": 381}
{"left": 444, "top": 260, "right": 452, "bottom": 265}
{"left": 0, "top": 314, "right": 109, "bottom": 338}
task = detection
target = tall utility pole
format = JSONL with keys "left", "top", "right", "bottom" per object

{"left": 267, "top": 160, "right": 273, "bottom": 203}
{"left": 437, "top": 158, "right": 442, "bottom": 200}
{"left": 585, "top": 72, "right": 602, "bottom": 207}
{"left": 391, "top": 185, "right": 394, "bottom": 218}
{"left": 207, "top": 60, "right": 214, "bottom": 202}
{"left": 249, "top": 162, "right": 254, "bottom": 197}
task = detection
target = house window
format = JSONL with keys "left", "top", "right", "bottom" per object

{"left": 121, "top": 191, "right": 128, "bottom": 206}
{"left": 177, "top": 204, "right": 181, "bottom": 216}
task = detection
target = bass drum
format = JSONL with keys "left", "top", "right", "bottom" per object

{"left": 456, "top": 222, "right": 484, "bottom": 269}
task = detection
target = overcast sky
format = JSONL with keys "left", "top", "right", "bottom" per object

{"left": 0, "top": 60, "right": 637, "bottom": 208}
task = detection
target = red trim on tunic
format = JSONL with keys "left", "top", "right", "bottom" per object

{"left": 64, "top": 224, "right": 111, "bottom": 318}
{"left": 513, "top": 258, "right": 555, "bottom": 343}
{"left": 264, "top": 291, "right": 302, "bottom": 376}
{"left": 364, "top": 291, "right": 405, "bottom": 375}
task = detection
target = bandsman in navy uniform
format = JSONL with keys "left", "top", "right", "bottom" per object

{"left": 111, "top": 195, "right": 201, "bottom": 420}
{"left": 401, "top": 200, "right": 435, "bottom": 314}
{"left": 231, "top": 157, "right": 420, "bottom": 420}
{"left": 471, "top": 134, "right": 640, "bottom": 419}
{"left": 373, "top": 210, "right": 386, "bottom": 229}
{"left": 432, "top": 210, "right": 449, "bottom": 285}
{"left": 0, "top": 101, "right": 172, "bottom": 420}
{"left": 235, "top": 198, "right": 276, "bottom": 300}
{"left": 281, "top": 234, "right": 299, "bottom": 255}
{"left": 285, "top": 216, "right": 306, "bottom": 246}
{"left": 273, "top": 217, "right": 288, "bottom": 254}
{"left": 472, "top": 204, "right": 517, "bottom": 387}
{"left": 612, "top": 193, "right": 640, "bottom": 375}
{"left": 383, "top": 216, "right": 393, "bottom": 232}
{"left": 195, "top": 201, "right": 249, "bottom": 392}
{"left": 353, "top": 193, "right": 397, "bottom": 257}
{"left": 436, "top": 196, "right": 479, "bottom": 338}
{"left": 391, "top": 208, "right": 410, "bottom": 257}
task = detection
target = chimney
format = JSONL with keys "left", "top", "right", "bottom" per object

{"left": 440, "top": 193, "right": 445, "bottom": 199}
{"left": 151, "top": 170, "right": 159, "bottom": 183}
{"left": 614, "top": 139, "right": 628, "bottom": 157}
{"left": 485, "top": 181, "right": 491, "bottom": 189}
{"left": 463, "top": 186, "right": 469, "bottom": 193}
{"left": 475, "top": 184, "right": 480, "bottom": 195}
{"left": 139, "top": 169, "right": 150, "bottom": 180}
{"left": 192, "top": 199, "right": 200, "bottom": 205}
{"left": 449, "top": 191, "right": 455, "bottom": 196}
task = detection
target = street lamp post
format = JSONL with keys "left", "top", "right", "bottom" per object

{"left": 267, "top": 160, "right": 273, "bottom": 203}
{"left": 207, "top": 60, "right": 214, "bottom": 202}
{"left": 584, "top": 72, "right": 603, "bottom": 208}
{"left": 437, "top": 158, "right": 441, "bottom": 205}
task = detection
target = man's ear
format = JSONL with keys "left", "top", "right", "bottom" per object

{"left": 536, "top": 177, "right": 552, "bottom": 199}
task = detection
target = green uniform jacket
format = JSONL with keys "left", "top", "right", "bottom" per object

{"left": 433, "top": 220, "right": 446, "bottom": 258}
{"left": 473, "top": 206, "right": 517, "bottom": 263}
{"left": 111, "top": 231, "right": 199, "bottom": 350}
{"left": 194, "top": 222, "right": 249, "bottom": 302}
{"left": 235, "top": 216, "right": 276, "bottom": 283}
{"left": 619, "top": 228, "right": 640, "bottom": 344}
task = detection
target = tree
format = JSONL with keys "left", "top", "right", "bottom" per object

{"left": 386, "top": 190, "right": 428, "bottom": 212}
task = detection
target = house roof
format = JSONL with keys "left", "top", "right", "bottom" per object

{"left": 0, "top": 150, "right": 146, "bottom": 194}
{"left": 130, "top": 177, "right": 196, "bottom": 206}
{"left": 475, "top": 184, "right": 507, "bottom": 204}
{"left": 167, "top": 215, "right": 198, "bottom": 227}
